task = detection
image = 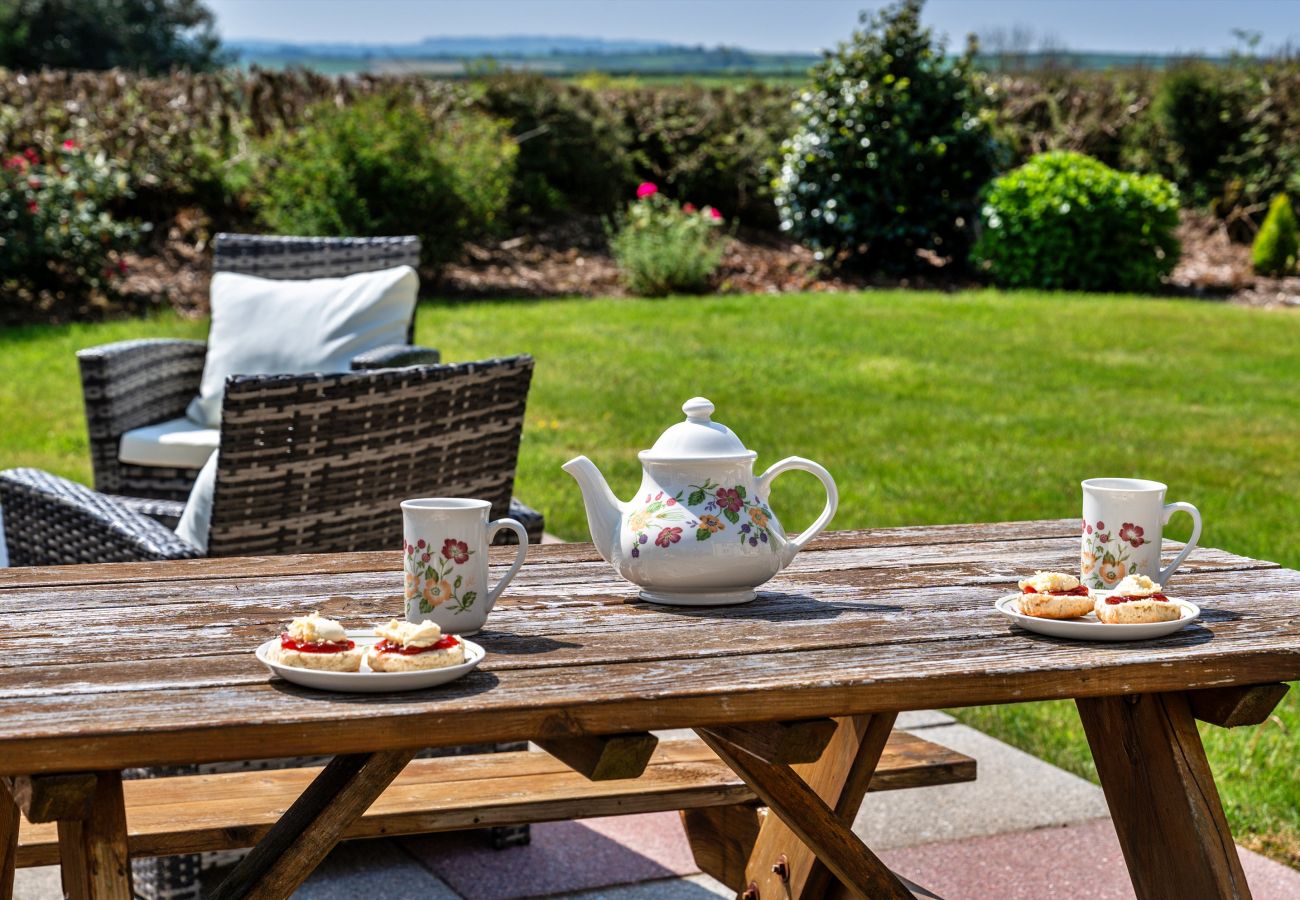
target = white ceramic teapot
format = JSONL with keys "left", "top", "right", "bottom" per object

{"left": 562, "top": 397, "right": 838, "bottom": 606}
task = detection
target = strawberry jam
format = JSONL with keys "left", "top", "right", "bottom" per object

{"left": 280, "top": 633, "right": 356, "bottom": 653}
{"left": 1105, "top": 593, "right": 1169, "bottom": 605}
{"left": 373, "top": 635, "right": 460, "bottom": 656}
{"left": 1021, "top": 585, "right": 1090, "bottom": 596}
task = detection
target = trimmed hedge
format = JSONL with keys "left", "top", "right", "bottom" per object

{"left": 972, "top": 151, "right": 1181, "bottom": 292}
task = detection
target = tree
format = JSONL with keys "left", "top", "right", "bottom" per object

{"left": 0, "top": 0, "right": 228, "bottom": 73}
{"left": 774, "top": 0, "right": 1001, "bottom": 272}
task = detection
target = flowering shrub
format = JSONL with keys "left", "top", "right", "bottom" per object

{"left": 608, "top": 182, "right": 726, "bottom": 296}
{"left": 0, "top": 140, "right": 143, "bottom": 315}
{"left": 972, "top": 151, "right": 1180, "bottom": 293}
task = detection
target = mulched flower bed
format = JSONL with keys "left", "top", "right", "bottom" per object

{"left": 101, "top": 208, "right": 1299, "bottom": 322}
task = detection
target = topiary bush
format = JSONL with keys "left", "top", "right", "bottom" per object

{"left": 0, "top": 140, "right": 144, "bottom": 320}
{"left": 972, "top": 151, "right": 1180, "bottom": 293}
{"left": 252, "top": 94, "right": 516, "bottom": 269}
{"left": 608, "top": 182, "right": 726, "bottom": 296}
{"left": 774, "top": 0, "right": 1001, "bottom": 271}
{"left": 1253, "top": 193, "right": 1298, "bottom": 276}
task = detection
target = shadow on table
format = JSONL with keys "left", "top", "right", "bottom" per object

{"left": 474, "top": 633, "right": 583, "bottom": 655}
{"left": 1004, "top": 622, "right": 1218, "bottom": 647}
{"left": 646, "top": 590, "right": 870, "bottom": 622}
{"left": 268, "top": 671, "right": 502, "bottom": 704}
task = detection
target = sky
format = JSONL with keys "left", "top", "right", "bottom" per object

{"left": 206, "top": 0, "right": 1300, "bottom": 55}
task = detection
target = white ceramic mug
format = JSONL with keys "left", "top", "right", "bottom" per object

{"left": 401, "top": 498, "right": 528, "bottom": 635}
{"left": 1080, "top": 478, "right": 1202, "bottom": 590}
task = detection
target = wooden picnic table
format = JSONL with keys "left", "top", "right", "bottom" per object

{"left": 0, "top": 519, "right": 1297, "bottom": 900}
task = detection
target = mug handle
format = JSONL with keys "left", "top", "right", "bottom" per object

{"left": 757, "top": 456, "right": 839, "bottom": 565}
{"left": 1159, "top": 501, "right": 1202, "bottom": 584}
{"left": 485, "top": 518, "right": 529, "bottom": 602}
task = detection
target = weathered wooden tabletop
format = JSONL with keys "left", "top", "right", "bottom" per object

{"left": 2, "top": 519, "right": 1298, "bottom": 776}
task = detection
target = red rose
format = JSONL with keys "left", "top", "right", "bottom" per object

{"left": 441, "top": 538, "right": 470, "bottom": 564}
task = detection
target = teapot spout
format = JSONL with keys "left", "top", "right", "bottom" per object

{"left": 561, "top": 455, "right": 624, "bottom": 563}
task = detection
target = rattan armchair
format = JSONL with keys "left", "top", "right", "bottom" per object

{"left": 80, "top": 233, "right": 428, "bottom": 503}
{"left": 1, "top": 356, "right": 542, "bottom": 566}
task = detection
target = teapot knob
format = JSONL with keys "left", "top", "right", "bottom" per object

{"left": 682, "top": 397, "right": 715, "bottom": 422}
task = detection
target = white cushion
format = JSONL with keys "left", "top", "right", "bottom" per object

{"left": 118, "top": 417, "right": 221, "bottom": 469}
{"left": 186, "top": 266, "right": 418, "bottom": 427}
{"left": 174, "top": 452, "right": 218, "bottom": 552}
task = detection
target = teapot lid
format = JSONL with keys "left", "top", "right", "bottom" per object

{"left": 639, "top": 397, "right": 756, "bottom": 462}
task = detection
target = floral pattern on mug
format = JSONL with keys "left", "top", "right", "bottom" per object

{"left": 626, "top": 479, "right": 775, "bottom": 554}
{"left": 404, "top": 537, "right": 478, "bottom": 614}
{"left": 1081, "top": 518, "right": 1146, "bottom": 589}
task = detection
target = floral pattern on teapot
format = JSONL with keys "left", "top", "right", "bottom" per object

{"left": 627, "top": 479, "right": 776, "bottom": 557}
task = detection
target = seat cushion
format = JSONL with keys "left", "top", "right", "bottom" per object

{"left": 118, "top": 418, "right": 220, "bottom": 470}
{"left": 186, "top": 266, "right": 418, "bottom": 427}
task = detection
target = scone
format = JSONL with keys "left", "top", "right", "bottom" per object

{"left": 1015, "top": 571, "right": 1094, "bottom": 619}
{"left": 270, "top": 612, "right": 363, "bottom": 671}
{"left": 366, "top": 619, "right": 466, "bottom": 672}
{"left": 1095, "top": 574, "right": 1181, "bottom": 624}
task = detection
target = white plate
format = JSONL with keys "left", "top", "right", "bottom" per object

{"left": 995, "top": 594, "right": 1201, "bottom": 642}
{"left": 255, "top": 631, "right": 485, "bottom": 693}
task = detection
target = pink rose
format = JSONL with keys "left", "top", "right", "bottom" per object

{"left": 636, "top": 181, "right": 658, "bottom": 199}
{"left": 707, "top": 206, "right": 722, "bottom": 220}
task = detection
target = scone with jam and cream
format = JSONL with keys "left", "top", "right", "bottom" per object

{"left": 1095, "top": 574, "right": 1182, "bottom": 624}
{"left": 366, "top": 619, "right": 466, "bottom": 672}
{"left": 270, "top": 613, "right": 362, "bottom": 671}
{"left": 1015, "top": 571, "right": 1094, "bottom": 619}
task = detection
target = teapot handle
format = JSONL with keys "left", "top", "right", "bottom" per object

{"left": 757, "top": 456, "right": 839, "bottom": 565}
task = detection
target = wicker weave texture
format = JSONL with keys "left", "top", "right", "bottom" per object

{"left": 206, "top": 356, "right": 534, "bottom": 558}
{"left": 212, "top": 233, "right": 421, "bottom": 280}
{"left": 0, "top": 469, "right": 200, "bottom": 565}
{"left": 78, "top": 339, "right": 208, "bottom": 499}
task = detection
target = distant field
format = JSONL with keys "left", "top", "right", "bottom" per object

{"left": 236, "top": 49, "right": 818, "bottom": 82}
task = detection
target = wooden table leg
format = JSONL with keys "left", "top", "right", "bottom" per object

{"left": 55, "top": 771, "right": 132, "bottom": 900}
{"left": 698, "top": 713, "right": 922, "bottom": 900}
{"left": 0, "top": 778, "right": 18, "bottom": 900}
{"left": 1077, "top": 692, "right": 1252, "bottom": 900}
{"left": 209, "top": 749, "right": 416, "bottom": 900}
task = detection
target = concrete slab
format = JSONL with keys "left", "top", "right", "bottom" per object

{"left": 403, "top": 812, "right": 698, "bottom": 900}
{"left": 12, "top": 865, "right": 59, "bottom": 900}
{"left": 855, "top": 723, "right": 1111, "bottom": 849}
{"left": 881, "top": 817, "right": 1300, "bottom": 900}
{"left": 895, "top": 710, "right": 956, "bottom": 730}
{"left": 293, "top": 838, "right": 460, "bottom": 899}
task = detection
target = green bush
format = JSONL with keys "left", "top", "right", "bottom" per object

{"left": 475, "top": 73, "right": 633, "bottom": 218}
{"left": 0, "top": 141, "right": 144, "bottom": 317}
{"left": 605, "top": 82, "right": 795, "bottom": 228}
{"left": 774, "top": 0, "right": 1001, "bottom": 271}
{"left": 972, "top": 151, "right": 1180, "bottom": 292}
{"left": 1155, "top": 62, "right": 1248, "bottom": 207}
{"left": 608, "top": 183, "right": 726, "bottom": 296}
{"left": 252, "top": 94, "right": 516, "bottom": 269}
{"left": 1253, "top": 194, "right": 1298, "bottom": 276}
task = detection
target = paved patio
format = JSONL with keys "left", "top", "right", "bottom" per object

{"left": 13, "top": 711, "right": 1300, "bottom": 898}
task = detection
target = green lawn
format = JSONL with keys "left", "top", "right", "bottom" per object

{"left": 3, "top": 289, "right": 1298, "bottom": 864}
